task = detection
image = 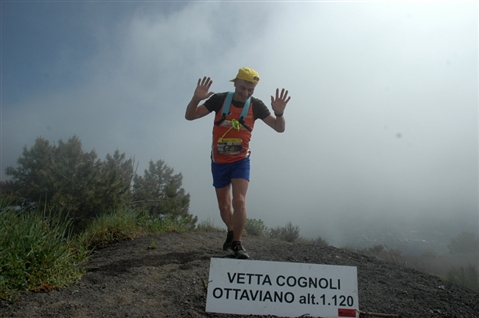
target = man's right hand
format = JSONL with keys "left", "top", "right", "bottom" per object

{"left": 194, "top": 76, "right": 214, "bottom": 101}
{"left": 185, "top": 77, "right": 214, "bottom": 120}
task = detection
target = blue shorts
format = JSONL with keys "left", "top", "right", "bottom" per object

{"left": 211, "top": 158, "right": 250, "bottom": 188}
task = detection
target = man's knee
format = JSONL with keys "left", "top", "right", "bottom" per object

{"left": 218, "top": 203, "right": 231, "bottom": 214}
{"left": 232, "top": 196, "right": 246, "bottom": 211}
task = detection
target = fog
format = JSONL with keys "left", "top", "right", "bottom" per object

{"left": 2, "top": 1, "right": 477, "bottom": 251}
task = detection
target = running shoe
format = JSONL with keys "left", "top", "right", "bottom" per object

{"left": 223, "top": 230, "right": 234, "bottom": 253}
{"left": 232, "top": 241, "right": 249, "bottom": 259}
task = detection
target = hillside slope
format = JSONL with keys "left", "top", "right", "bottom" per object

{"left": 1, "top": 231, "right": 478, "bottom": 318}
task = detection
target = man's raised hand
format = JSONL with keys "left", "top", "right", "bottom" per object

{"left": 194, "top": 76, "right": 214, "bottom": 101}
{"left": 270, "top": 88, "right": 291, "bottom": 115}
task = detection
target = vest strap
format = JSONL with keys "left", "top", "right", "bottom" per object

{"left": 214, "top": 92, "right": 252, "bottom": 132}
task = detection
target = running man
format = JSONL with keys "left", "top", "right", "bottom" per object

{"left": 185, "top": 67, "right": 291, "bottom": 259}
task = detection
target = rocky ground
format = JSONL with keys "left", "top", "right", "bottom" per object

{"left": 1, "top": 231, "right": 478, "bottom": 317}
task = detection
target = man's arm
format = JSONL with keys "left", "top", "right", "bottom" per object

{"left": 263, "top": 114, "right": 286, "bottom": 132}
{"left": 185, "top": 98, "right": 210, "bottom": 120}
{"left": 262, "top": 88, "right": 291, "bottom": 132}
{"left": 185, "top": 76, "right": 214, "bottom": 121}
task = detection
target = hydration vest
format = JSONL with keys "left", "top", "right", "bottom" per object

{"left": 211, "top": 92, "right": 255, "bottom": 163}
{"left": 214, "top": 92, "right": 252, "bottom": 132}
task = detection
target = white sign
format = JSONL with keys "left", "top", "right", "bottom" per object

{"left": 206, "top": 258, "right": 358, "bottom": 318}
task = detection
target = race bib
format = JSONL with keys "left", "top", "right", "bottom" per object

{"left": 217, "top": 138, "right": 242, "bottom": 155}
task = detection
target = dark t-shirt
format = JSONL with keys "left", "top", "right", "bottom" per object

{"left": 203, "top": 92, "right": 271, "bottom": 120}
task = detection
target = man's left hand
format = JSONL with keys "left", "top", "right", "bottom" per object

{"left": 271, "top": 88, "right": 291, "bottom": 116}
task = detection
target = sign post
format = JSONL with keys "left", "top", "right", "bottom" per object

{"left": 206, "top": 258, "right": 358, "bottom": 318}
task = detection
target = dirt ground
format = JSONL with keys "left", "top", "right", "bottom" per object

{"left": 1, "top": 231, "right": 478, "bottom": 318}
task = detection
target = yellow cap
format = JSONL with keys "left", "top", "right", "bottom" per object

{"left": 230, "top": 67, "right": 260, "bottom": 84}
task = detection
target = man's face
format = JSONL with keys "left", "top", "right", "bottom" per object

{"left": 233, "top": 79, "right": 256, "bottom": 103}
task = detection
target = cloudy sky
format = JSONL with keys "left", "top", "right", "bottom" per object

{"left": 2, "top": 1, "right": 477, "bottom": 247}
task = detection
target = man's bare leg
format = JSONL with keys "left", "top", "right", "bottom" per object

{"left": 230, "top": 178, "right": 249, "bottom": 241}
{"left": 215, "top": 184, "right": 233, "bottom": 231}
{"left": 215, "top": 178, "right": 249, "bottom": 258}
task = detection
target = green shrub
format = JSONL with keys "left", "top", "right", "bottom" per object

{"left": 379, "top": 247, "right": 406, "bottom": 266}
{"left": 355, "top": 244, "right": 405, "bottom": 266}
{"left": 79, "top": 208, "right": 147, "bottom": 250}
{"left": 0, "top": 205, "right": 86, "bottom": 300}
{"left": 5, "top": 136, "right": 198, "bottom": 233}
{"left": 364, "top": 244, "right": 385, "bottom": 255}
{"left": 444, "top": 265, "right": 479, "bottom": 291}
{"left": 132, "top": 160, "right": 195, "bottom": 227}
{"left": 270, "top": 221, "right": 300, "bottom": 242}
{"left": 312, "top": 236, "right": 329, "bottom": 246}
{"left": 80, "top": 207, "right": 193, "bottom": 250}
{"left": 5, "top": 136, "right": 134, "bottom": 232}
{"left": 145, "top": 214, "right": 194, "bottom": 234}
{"left": 196, "top": 218, "right": 223, "bottom": 232}
{"left": 244, "top": 218, "right": 270, "bottom": 237}
{"left": 297, "top": 236, "right": 329, "bottom": 246}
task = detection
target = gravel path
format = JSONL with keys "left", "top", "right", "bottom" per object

{"left": 1, "top": 231, "right": 478, "bottom": 317}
